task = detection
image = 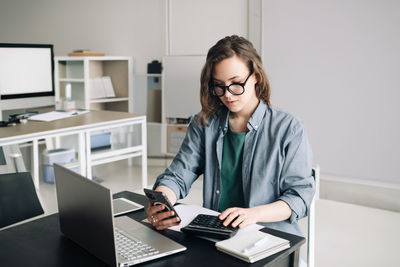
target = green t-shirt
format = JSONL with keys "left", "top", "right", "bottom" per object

{"left": 218, "top": 122, "right": 246, "bottom": 212}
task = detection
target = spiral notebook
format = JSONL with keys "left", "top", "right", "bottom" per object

{"left": 215, "top": 230, "right": 290, "bottom": 263}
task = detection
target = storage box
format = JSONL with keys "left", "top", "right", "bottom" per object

{"left": 90, "top": 132, "right": 111, "bottom": 151}
{"left": 42, "top": 148, "right": 76, "bottom": 184}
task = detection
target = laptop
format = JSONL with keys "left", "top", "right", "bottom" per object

{"left": 53, "top": 164, "right": 186, "bottom": 266}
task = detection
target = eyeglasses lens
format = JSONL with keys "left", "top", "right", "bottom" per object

{"left": 214, "top": 84, "right": 244, "bottom": 96}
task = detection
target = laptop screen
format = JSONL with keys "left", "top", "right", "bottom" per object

{"left": 53, "top": 164, "right": 117, "bottom": 267}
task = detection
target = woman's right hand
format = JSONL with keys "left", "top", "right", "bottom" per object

{"left": 146, "top": 202, "right": 180, "bottom": 230}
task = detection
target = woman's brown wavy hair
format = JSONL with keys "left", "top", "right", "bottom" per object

{"left": 197, "top": 35, "right": 271, "bottom": 126}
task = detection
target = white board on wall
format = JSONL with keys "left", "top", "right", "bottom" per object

{"left": 261, "top": 0, "right": 400, "bottom": 184}
{"left": 163, "top": 55, "right": 206, "bottom": 119}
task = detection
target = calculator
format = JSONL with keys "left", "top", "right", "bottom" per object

{"left": 181, "top": 214, "right": 239, "bottom": 239}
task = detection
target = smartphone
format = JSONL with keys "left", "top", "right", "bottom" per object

{"left": 143, "top": 188, "right": 181, "bottom": 222}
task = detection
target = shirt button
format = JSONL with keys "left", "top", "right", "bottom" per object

{"left": 216, "top": 190, "right": 220, "bottom": 194}
{"left": 254, "top": 125, "right": 258, "bottom": 129}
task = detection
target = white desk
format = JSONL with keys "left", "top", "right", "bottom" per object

{"left": 0, "top": 110, "right": 147, "bottom": 189}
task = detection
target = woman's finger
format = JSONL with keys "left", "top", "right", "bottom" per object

{"left": 222, "top": 209, "right": 241, "bottom": 227}
{"left": 231, "top": 214, "right": 246, "bottom": 228}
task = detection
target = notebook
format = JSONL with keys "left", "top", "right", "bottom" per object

{"left": 215, "top": 230, "right": 290, "bottom": 263}
{"left": 53, "top": 164, "right": 186, "bottom": 267}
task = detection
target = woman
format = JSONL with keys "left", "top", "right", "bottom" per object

{"left": 146, "top": 35, "right": 314, "bottom": 237}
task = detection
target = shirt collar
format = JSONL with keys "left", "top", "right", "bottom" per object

{"left": 218, "top": 100, "right": 267, "bottom": 132}
{"left": 247, "top": 100, "right": 267, "bottom": 131}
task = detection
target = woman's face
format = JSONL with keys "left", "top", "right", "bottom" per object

{"left": 212, "top": 55, "right": 258, "bottom": 116}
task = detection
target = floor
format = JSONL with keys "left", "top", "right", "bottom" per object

{"left": 20, "top": 160, "right": 400, "bottom": 267}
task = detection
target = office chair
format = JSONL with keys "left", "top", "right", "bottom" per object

{"left": 307, "top": 165, "right": 320, "bottom": 267}
{"left": 0, "top": 172, "right": 44, "bottom": 229}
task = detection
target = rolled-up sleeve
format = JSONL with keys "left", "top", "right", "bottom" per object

{"left": 153, "top": 117, "right": 205, "bottom": 200}
{"left": 278, "top": 120, "right": 315, "bottom": 224}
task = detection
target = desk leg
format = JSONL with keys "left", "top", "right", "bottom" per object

{"left": 141, "top": 120, "right": 147, "bottom": 188}
{"left": 32, "top": 139, "right": 39, "bottom": 189}
{"left": 79, "top": 132, "right": 86, "bottom": 177}
{"left": 289, "top": 248, "right": 300, "bottom": 267}
{"left": 85, "top": 132, "right": 92, "bottom": 179}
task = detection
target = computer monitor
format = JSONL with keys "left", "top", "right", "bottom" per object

{"left": 0, "top": 43, "right": 55, "bottom": 112}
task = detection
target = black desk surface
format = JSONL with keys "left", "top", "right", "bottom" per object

{"left": 0, "top": 191, "right": 305, "bottom": 267}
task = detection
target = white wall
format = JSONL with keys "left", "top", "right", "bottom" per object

{"left": 168, "top": 0, "right": 248, "bottom": 55}
{"left": 162, "top": 0, "right": 248, "bottom": 118}
{"left": 0, "top": 0, "right": 249, "bottom": 72}
{"left": 0, "top": 0, "right": 165, "bottom": 74}
{"left": 260, "top": 0, "right": 400, "bottom": 184}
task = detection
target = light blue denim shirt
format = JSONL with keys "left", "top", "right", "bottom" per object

{"left": 154, "top": 101, "right": 315, "bottom": 236}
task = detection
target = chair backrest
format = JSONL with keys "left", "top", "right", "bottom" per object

{"left": 307, "top": 165, "right": 320, "bottom": 267}
{"left": 0, "top": 172, "right": 44, "bottom": 228}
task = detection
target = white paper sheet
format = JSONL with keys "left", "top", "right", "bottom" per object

{"left": 28, "top": 110, "right": 89, "bottom": 122}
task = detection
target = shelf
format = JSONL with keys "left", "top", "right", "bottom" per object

{"left": 89, "top": 97, "right": 129, "bottom": 104}
{"left": 90, "top": 145, "right": 144, "bottom": 166}
{"left": 135, "top": 73, "right": 162, "bottom": 77}
{"left": 59, "top": 78, "right": 84, "bottom": 83}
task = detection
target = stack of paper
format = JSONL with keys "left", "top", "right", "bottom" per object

{"left": 215, "top": 230, "right": 290, "bottom": 263}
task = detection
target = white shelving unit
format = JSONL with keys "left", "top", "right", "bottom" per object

{"left": 54, "top": 56, "right": 134, "bottom": 113}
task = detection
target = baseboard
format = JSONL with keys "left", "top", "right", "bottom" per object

{"left": 320, "top": 174, "right": 400, "bottom": 212}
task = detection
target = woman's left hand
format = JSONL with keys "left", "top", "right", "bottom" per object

{"left": 219, "top": 207, "right": 260, "bottom": 228}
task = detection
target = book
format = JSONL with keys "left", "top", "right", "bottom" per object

{"left": 68, "top": 50, "right": 105, "bottom": 56}
{"left": 102, "top": 76, "right": 116, "bottom": 97}
{"left": 215, "top": 230, "right": 290, "bottom": 263}
{"left": 89, "top": 76, "right": 115, "bottom": 99}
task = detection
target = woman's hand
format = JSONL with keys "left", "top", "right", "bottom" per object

{"left": 219, "top": 207, "right": 260, "bottom": 228}
{"left": 219, "top": 201, "right": 292, "bottom": 228}
{"left": 146, "top": 202, "right": 180, "bottom": 230}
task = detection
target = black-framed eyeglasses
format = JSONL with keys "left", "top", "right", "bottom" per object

{"left": 211, "top": 71, "right": 253, "bottom": 97}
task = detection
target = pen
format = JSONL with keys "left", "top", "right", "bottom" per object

{"left": 242, "top": 236, "right": 269, "bottom": 254}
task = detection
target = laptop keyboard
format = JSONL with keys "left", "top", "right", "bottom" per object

{"left": 115, "top": 228, "right": 159, "bottom": 261}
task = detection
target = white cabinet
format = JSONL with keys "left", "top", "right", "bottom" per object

{"left": 54, "top": 56, "right": 134, "bottom": 113}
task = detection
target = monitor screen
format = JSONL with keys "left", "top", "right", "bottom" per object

{"left": 0, "top": 43, "right": 54, "bottom": 100}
